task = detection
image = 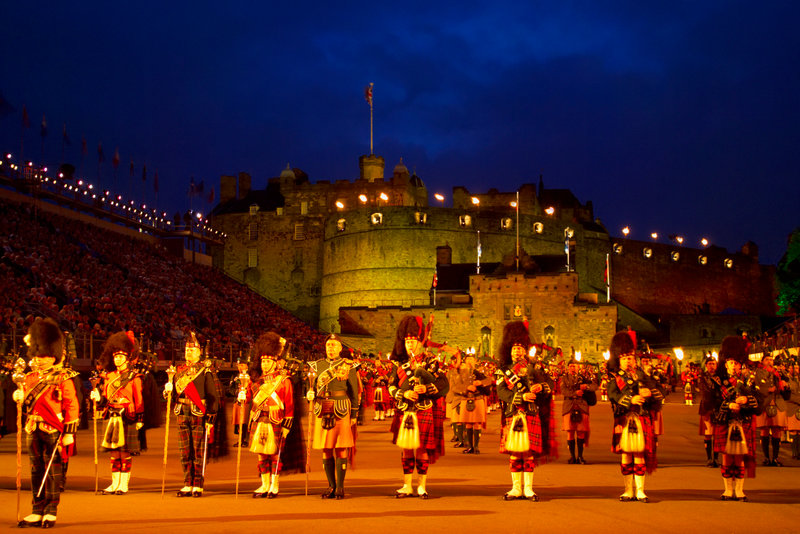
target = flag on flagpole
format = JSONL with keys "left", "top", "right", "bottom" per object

{"left": 112, "top": 148, "right": 120, "bottom": 170}
{"left": 22, "top": 106, "right": 31, "bottom": 128}
{"left": 364, "top": 84, "right": 373, "bottom": 106}
{"left": 62, "top": 123, "right": 71, "bottom": 146}
{"left": 97, "top": 142, "right": 105, "bottom": 162}
{"left": 189, "top": 176, "right": 196, "bottom": 196}
{"left": 207, "top": 187, "right": 215, "bottom": 204}
{"left": 40, "top": 115, "right": 47, "bottom": 138}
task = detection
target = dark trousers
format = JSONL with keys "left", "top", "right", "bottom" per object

{"left": 177, "top": 413, "right": 206, "bottom": 488}
{"left": 28, "top": 429, "right": 63, "bottom": 516}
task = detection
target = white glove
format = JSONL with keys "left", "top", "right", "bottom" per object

{"left": 164, "top": 382, "right": 174, "bottom": 393}
{"left": 12, "top": 389, "right": 24, "bottom": 403}
{"left": 237, "top": 390, "right": 246, "bottom": 402}
{"left": 62, "top": 434, "right": 75, "bottom": 447}
{"left": 306, "top": 390, "right": 315, "bottom": 402}
{"left": 90, "top": 389, "right": 101, "bottom": 402}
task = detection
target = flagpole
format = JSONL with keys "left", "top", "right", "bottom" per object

{"left": 606, "top": 253, "right": 611, "bottom": 303}
{"left": 476, "top": 230, "right": 481, "bottom": 274}
{"left": 369, "top": 83, "right": 374, "bottom": 155}
{"left": 515, "top": 191, "right": 520, "bottom": 272}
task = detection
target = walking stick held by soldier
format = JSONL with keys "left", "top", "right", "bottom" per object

{"left": 234, "top": 369, "right": 250, "bottom": 499}
{"left": 161, "top": 365, "right": 176, "bottom": 498}
{"left": 12, "top": 357, "right": 26, "bottom": 523}
{"left": 89, "top": 371, "right": 100, "bottom": 494}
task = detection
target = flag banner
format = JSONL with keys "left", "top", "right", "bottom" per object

{"left": 40, "top": 115, "right": 47, "bottom": 138}
{"left": 364, "top": 83, "right": 373, "bottom": 106}
{"left": 189, "top": 176, "right": 196, "bottom": 196}
{"left": 207, "top": 186, "right": 215, "bottom": 204}
{"left": 113, "top": 148, "right": 120, "bottom": 169}
{"left": 97, "top": 142, "right": 105, "bottom": 162}
{"left": 62, "top": 123, "right": 71, "bottom": 146}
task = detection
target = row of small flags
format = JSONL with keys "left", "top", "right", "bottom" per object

{"left": 6, "top": 97, "right": 214, "bottom": 202}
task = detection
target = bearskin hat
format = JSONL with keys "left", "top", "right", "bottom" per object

{"left": 100, "top": 331, "right": 136, "bottom": 372}
{"left": 254, "top": 332, "right": 284, "bottom": 359}
{"left": 607, "top": 330, "right": 636, "bottom": 374}
{"left": 390, "top": 315, "right": 425, "bottom": 362}
{"left": 498, "top": 321, "right": 531, "bottom": 367}
{"left": 26, "top": 317, "right": 64, "bottom": 364}
{"left": 716, "top": 335, "right": 749, "bottom": 379}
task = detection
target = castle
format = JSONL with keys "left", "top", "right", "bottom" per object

{"left": 208, "top": 154, "right": 776, "bottom": 363}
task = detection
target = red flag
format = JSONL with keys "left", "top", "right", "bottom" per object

{"left": 112, "top": 148, "right": 120, "bottom": 169}
{"left": 153, "top": 170, "right": 159, "bottom": 193}
{"left": 207, "top": 187, "right": 215, "bottom": 204}
{"left": 40, "top": 114, "right": 47, "bottom": 138}
{"left": 97, "top": 142, "right": 105, "bottom": 162}
{"left": 364, "top": 84, "right": 373, "bottom": 106}
{"left": 22, "top": 105, "right": 31, "bottom": 128}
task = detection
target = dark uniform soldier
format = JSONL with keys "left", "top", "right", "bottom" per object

{"left": 712, "top": 336, "right": 759, "bottom": 501}
{"left": 163, "top": 332, "right": 221, "bottom": 497}
{"left": 560, "top": 357, "right": 597, "bottom": 464}
{"left": 496, "top": 321, "right": 557, "bottom": 501}
{"left": 229, "top": 357, "right": 252, "bottom": 448}
{"left": 13, "top": 318, "right": 80, "bottom": 528}
{"left": 754, "top": 353, "right": 791, "bottom": 466}
{"left": 697, "top": 355, "right": 720, "bottom": 467}
{"left": 306, "top": 333, "right": 360, "bottom": 499}
{"left": 388, "top": 316, "right": 449, "bottom": 499}
{"left": 607, "top": 330, "right": 664, "bottom": 503}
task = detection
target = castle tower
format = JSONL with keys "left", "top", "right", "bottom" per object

{"left": 359, "top": 154, "right": 385, "bottom": 182}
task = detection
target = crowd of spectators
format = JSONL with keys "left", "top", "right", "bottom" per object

{"left": 0, "top": 198, "right": 327, "bottom": 362}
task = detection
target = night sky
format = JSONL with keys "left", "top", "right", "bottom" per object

{"left": 2, "top": 2, "right": 798, "bottom": 265}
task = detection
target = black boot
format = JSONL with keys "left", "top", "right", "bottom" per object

{"left": 761, "top": 436, "right": 771, "bottom": 465}
{"left": 463, "top": 428, "right": 475, "bottom": 454}
{"left": 792, "top": 435, "right": 800, "bottom": 459}
{"left": 704, "top": 439, "right": 714, "bottom": 467}
{"left": 567, "top": 440, "right": 576, "bottom": 464}
{"left": 772, "top": 436, "right": 783, "bottom": 466}
{"left": 450, "top": 423, "right": 459, "bottom": 442}
{"left": 335, "top": 458, "right": 347, "bottom": 499}
{"left": 577, "top": 438, "right": 586, "bottom": 464}
{"left": 473, "top": 429, "right": 482, "bottom": 454}
{"left": 454, "top": 424, "right": 465, "bottom": 448}
{"left": 321, "top": 458, "right": 336, "bottom": 498}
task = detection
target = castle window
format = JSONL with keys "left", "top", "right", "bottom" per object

{"left": 247, "top": 248, "right": 258, "bottom": 268}
{"left": 670, "top": 251, "right": 680, "bottom": 262}
{"left": 300, "top": 201, "right": 308, "bottom": 215}
{"left": 724, "top": 258, "right": 734, "bottom": 269}
{"left": 533, "top": 222, "right": 544, "bottom": 234}
{"left": 459, "top": 215, "right": 472, "bottom": 228}
{"left": 500, "top": 217, "right": 513, "bottom": 230}
{"left": 294, "top": 222, "right": 306, "bottom": 240}
{"left": 698, "top": 255, "right": 708, "bottom": 265}
{"left": 247, "top": 221, "right": 258, "bottom": 240}
{"left": 613, "top": 243, "right": 623, "bottom": 255}
{"left": 249, "top": 204, "right": 259, "bottom": 216}
{"left": 414, "top": 212, "right": 428, "bottom": 225}
{"left": 276, "top": 207, "right": 284, "bottom": 216}
{"left": 337, "top": 218, "right": 346, "bottom": 232}
{"left": 371, "top": 212, "right": 383, "bottom": 225}
{"left": 642, "top": 247, "right": 653, "bottom": 259}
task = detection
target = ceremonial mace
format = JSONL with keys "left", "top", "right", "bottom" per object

{"left": 161, "top": 365, "right": 175, "bottom": 498}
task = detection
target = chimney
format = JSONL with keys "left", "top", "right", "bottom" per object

{"left": 238, "top": 172, "right": 251, "bottom": 199}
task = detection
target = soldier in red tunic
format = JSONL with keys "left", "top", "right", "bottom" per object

{"left": 244, "top": 332, "right": 301, "bottom": 497}
{"left": 13, "top": 318, "right": 80, "bottom": 528}
{"left": 496, "top": 321, "right": 557, "bottom": 501}
{"left": 90, "top": 331, "right": 144, "bottom": 495}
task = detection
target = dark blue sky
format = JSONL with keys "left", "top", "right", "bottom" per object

{"left": 2, "top": 2, "right": 798, "bottom": 265}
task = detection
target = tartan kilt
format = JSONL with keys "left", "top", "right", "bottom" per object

{"left": 713, "top": 418, "right": 756, "bottom": 455}
{"left": 499, "top": 412, "right": 543, "bottom": 455}
{"left": 561, "top": 412, "right": 591, "bottom": 433}
{"left": 392, "top": 404, "right": 444, "bottom": 463}
{"left": 101, "top": 415, "right": 137, "bottom": 452}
